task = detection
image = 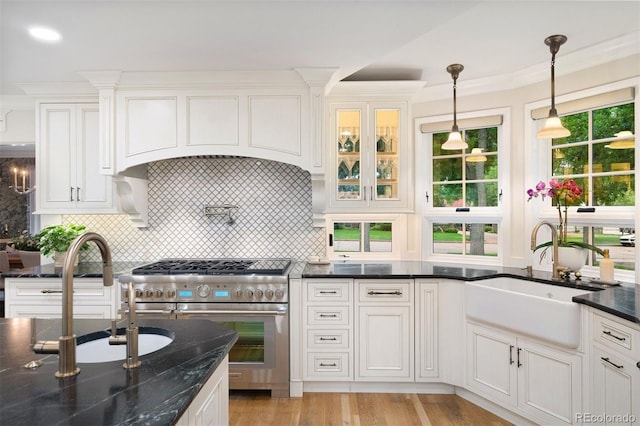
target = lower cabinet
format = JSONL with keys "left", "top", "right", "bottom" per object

{"left": 355, "top": 279, "right": 414, "bottom": 381}
{"left": 175, "top": 355, "right": 229, "bottom": 426}
{"left": 590, "top": 311, "right": 640, "bottom": 425}
{"left": 467, "top": 322, "right": 582, "bottom": 425}
{"left": 4, "top": 278, "right": 119, "bottom": 319}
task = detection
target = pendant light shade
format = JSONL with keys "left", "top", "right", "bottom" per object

{"left": 466, "top": 147, "right": 487, "bottom": 163}
{"left": 537, "top": 35, "right": 571, "bottom": 139}
{"left": 606, "top": 130, "right": 636, "bottom": 149}
{"left": 442, "top": 64, "right": 468, "bottom": 150}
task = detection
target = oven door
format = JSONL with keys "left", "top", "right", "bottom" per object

{"left": 176, "top": 302, "right": 289, "bottom": 393}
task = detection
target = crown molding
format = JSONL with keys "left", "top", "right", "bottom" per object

{"left": 414, "top": 32, "right": 640, "bottom": 103}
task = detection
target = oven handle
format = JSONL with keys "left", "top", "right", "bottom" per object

{"left": 176, "top": 309, "right": 287, "bottom": 316}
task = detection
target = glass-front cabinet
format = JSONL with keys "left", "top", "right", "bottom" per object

{"left": 328, "top": 101, "right": 410, "bottom": 211}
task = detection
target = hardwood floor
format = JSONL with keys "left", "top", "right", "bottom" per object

{"left": 229, "top": 391, "right": 512, "bottom": 425}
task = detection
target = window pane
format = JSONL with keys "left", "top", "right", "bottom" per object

{"left": 433, "top": 157, "right": 462, "bottom": 182}
{"left": 333, "top": 222, "right": 360, "bottom": 252}
{"left": 465, "top": 127, "right": 498, "bottom": 152}
{"left": 587, "top": 226, "right": 635, "bottom": 271}
{"left": 593, "top": 142, "right": 636, "bottom": 172}
{"left": 432, "top": 223, "right": 498, "bottom": 256}
{"left": 592, "top": 103, "right": 635, "bottom": 140}
{"left": 593, "top": 175, "right": 635, "bottom": 206}
{"left": 433, "top": 223, "right": 463, "bottom": 254}
{"left": 552, "top": 112, "right": 588, "bottom": 145}
{"left": 433, "top": 183, "right": 463, "bottom": 208}
{"left": 465, "top": 224, "right": 499, "bottom": 256}
{"left": 365, "top": 222, "right": 392, "bottom": 253}
{"left": 465, "top": 182, "right": 498, "bottom": 207}
{"left": 465, "top": 154, "right": 497, "bottom": 179}
{"left": 432, "top": 132, "right": 449, "bottom": 156}
{"left": 552, "top": 144, "right": 588, "bottom": 176}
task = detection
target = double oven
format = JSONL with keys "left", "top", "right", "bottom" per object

{"left": 118, "top": 259, "right": 291, "bottom": 397}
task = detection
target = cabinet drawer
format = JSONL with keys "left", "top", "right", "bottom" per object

{"left": 306, "top": 352, "right": 350, "bottom": 378}
{"left": 306, "top": 280, "right": 351, "bottom": 302}
{"left": 357, "top": 280, "right": 411, "bottom": 303}
{"left": 307, "top": 329, "right": 350, "bottom": 349}
{"left": 593, "top": 312, "right": 639, "bottom": 358}
{"left": 307, "top": 306, "right": 350, "bottom": 326}
{"left": 6, "top": 279, "right": 114, "bottom": 303}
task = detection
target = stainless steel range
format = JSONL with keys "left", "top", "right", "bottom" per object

{"left": 118, "top": 258, "right": 291, "bottom": 397}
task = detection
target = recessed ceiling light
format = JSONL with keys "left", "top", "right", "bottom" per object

{"left": 28, "top": 26, "right": 62, "bottom": 42}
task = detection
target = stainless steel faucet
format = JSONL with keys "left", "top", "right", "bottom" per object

{"left": 32, "top": 232, "right": 113, "bottom": 377}
{"left": 530, "top": 220, "right": 567, "bottom": 281}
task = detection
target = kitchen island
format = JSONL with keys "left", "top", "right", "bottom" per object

{"left": 0, "top": 317, "right": 237, "bottom": 425}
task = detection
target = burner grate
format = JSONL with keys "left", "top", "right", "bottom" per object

{"left": 131, "top": 258, "right": 291, "bottom": 276}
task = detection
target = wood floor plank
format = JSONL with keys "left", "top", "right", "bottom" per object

{"left": 229, "top": 391, "right": 512, "bottom": 426}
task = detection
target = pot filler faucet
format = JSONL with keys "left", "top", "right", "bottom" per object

{"left": 530, "top": 220, "right": 568, "bottom": 281}
{"left": 32, "top": 232, "right": 115, "bottom": 378}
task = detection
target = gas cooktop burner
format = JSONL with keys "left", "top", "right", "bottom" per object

{"left": 131, "top": 258, "right": 291, "bottom": 276}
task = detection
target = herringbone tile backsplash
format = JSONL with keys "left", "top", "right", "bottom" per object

{"left": 65, "top": 157, "right": 326, "bottom": 263}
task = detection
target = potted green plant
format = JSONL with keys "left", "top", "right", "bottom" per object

{"left": 8, "top": 230, "right": 42, "bottom": 268}
{"left": 35, "top": 224, "right": 88, "bottom": 267}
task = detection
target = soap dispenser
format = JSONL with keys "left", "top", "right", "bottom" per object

{"left": 599, "top": 249, "right": 614, "bottom": 283}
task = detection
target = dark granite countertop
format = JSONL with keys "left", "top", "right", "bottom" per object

{"left": 0, "top": 318, "right": 237, "bottom": 425}
{"left": 1, "top": 262, "right": 145, "bottom": 279}
{"left": 300, "top": 260, "right": 640, "bottom": 325}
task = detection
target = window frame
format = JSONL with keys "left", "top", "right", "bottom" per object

{"left": 416, "top": 107, "right": 511, "bottom": 265}
{"left": 525, "top": 78, "right": 639, "bottom": 282}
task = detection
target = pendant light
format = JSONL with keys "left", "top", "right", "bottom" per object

{"left": 442, "top": 64, "right": 468, "bottom": 150}
{"left": 537, "top": 35, "right": 571, "bottom": 139}
{"left": 606, "top": 130, "right": 636, "bottom": 149}
{"left": 466, "top": 147, "right": 487, "bottom": 163}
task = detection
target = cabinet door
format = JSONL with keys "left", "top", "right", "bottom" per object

{"left": 7, "top": 304, "right": 113, "bottom": 319}
{"left": 466, "top": 323, "right": 517, "bottom": 408}
{"left": 592, "top": 345, "right": 639, "bottom": 425}
{"left": 517, "top": 338, "right": 582, "bottom": 425}
{"left": 76, "top": 104, "right": 113, "bottom": 209}
{"left": 39, "top": 104, "right": 76, "bottom": 209}
{"left": 356, "top": 305, "right": 412, "bottom": 380}
{"left": 38, "top": 103, "right": 114, "bottom": 213}
{"left": 329, "top": 101, "right": 410, "bottom": 212}
{"left": 416, "top": 282, "right": 439, "bottom": 379}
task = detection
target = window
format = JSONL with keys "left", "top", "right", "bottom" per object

{"left": 326, "top": 214, "right": 406, "bottom": 260}
{"left": 417, "top": 108, "right": 509, "bottom": 264}
{"left": 531, "top": 82, "right": 637, "bottom": 275}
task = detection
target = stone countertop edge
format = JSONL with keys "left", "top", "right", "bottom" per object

{"left": 298, "top": 260, "right": 640, "bottom": 325}
{"left": 0, "top": 317, "right": 238, "bottom": 426}
{"left": 0, "top": 261, "right": 146, "bottom": 278}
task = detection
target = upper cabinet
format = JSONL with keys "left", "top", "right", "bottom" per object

{"left": 326, "top": 82, "right": 423, "bottom": 213}
{"left": 36, "top": 103, "right": 117, "bottom": 214}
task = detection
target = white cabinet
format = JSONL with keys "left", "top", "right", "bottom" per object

{"left": 415, "top": 280, "right": 439, "bottom": 379}
{"left": 37, "top": 103, "right": 116, "bottom": 213}
{"left": 590, "top": 312, "right": 640, "bottom": 425}
{"left": 4, "top": 278, "right": 119, "bottom": 319}
{"left": 467, "top": 322, "right": 582, "bottom": 425}
{"left": 355, "top": 279, "right": 413, "bottom": 381}
{"left": 175, "top": 355, "right": 229, "bottom": 426}
{"left": 302, "top": 279, "right": 353, "bottom": 380}
{"left": 328, "top": 100, "right": 411, "bottom": 212}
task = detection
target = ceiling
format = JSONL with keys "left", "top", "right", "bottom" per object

{"left": 1, "top": 0, "right": 639, "bottom": 97}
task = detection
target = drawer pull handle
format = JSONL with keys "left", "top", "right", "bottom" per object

{"left": 319, "top": 337, "right": 337, "bottom": 341}
{"left": 367, "top": 290, "right": 402, "bottom": 296}
{"left": 319, "top": 291, "right": 338, "bottom": 294}
{"left": 601, "top": 357, "right": 624, "bottom": 369}
{"left": 319, "top": 363, "right": 337, "bottom": 367}
{"left": 603, "top": 330, "right": 626, "bottom": 341}
{"left": 40, "top": 289, "right": 64, "bottom": 294}
{"left": 319, "top": 314, "right": 338, "bottom": 318}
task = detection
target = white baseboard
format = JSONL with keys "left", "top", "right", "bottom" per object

{"left": 455, "top": 387, "right": 536, "bottom": 426}
{"left": 303, "top": 381, "right": 455, "bottom": 394}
